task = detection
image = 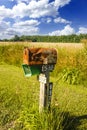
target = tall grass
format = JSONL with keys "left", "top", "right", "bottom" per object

{"left": 0, "top": 64, "right": 87, "bottom": 130}
{"left": 0, "top": 42, "right": 87, "bottom": 129}
{"left": 0, "top": 42, "right": 86, "bottom": 85}
{"left": 0, "top": 44, "right": 24, "bottom": 66}
{"left": 52, "top": 45, "right": 87, "bottom": 85}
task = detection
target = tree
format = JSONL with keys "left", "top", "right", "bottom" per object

{"left": 13, "top": 35, "right": 20, "bottom": 41}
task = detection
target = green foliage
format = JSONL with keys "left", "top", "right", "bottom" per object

{"left": 0, "top": 43, "right": 87, "bottom": 129}
{"left": 57, "top": 68, "right": 81, "bottom": 85}
{"left": 0, "top": 44, "right": 24, "bottom": 66}
{"left": 11, "top": 35, "right": 20, "bottom": 41}
{"left": 0, "top": 64, "right": 87, "bottom": 130}
{"left": 14, "top": 107, "right": 75, "bottom": 130}
{"left": 0, "top": 43, "right": 87, "bottom": 85}
{"left": 2, "top": 34, "right": 87, "bottom": 43}
{"left": 51, "top": 46, "right": 87, "bottom": 85}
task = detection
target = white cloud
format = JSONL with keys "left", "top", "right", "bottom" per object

{"left": 12, "top": 3, "right": 27, "bottom": 18}
{"left": 0, "top": 0, "right": 75, "bottom": 39}
{"left": 49, "top": 25, "right": 75, "bottom": 36}
{"left": 13, "top": 19, "right": 40, "bottom": 27}
{"left": 10, "top": 0, "right": 71, "bottom": 19}
{"left": 11, "top": 1, "right": 57, "bottom": 18}
{"left": 0, "top": 6, "right": 12, "bottom": 20}
{"left": 46, "top": 18, "right": 52, "bottom": 23}
{"left": 54, "top": 17, "right": 71, "bottom": 24}
{"left": 0, "top": 21, "right": 11, "bottom": 32}
{"left": 77, "top": 27, "right": 87, "bottom": 34}
{"left": 54, "top": 0, "right": 71, "bottom": 7}
{"left": 25, "top": 0, "right": 58, "bottom": 18}
{"left": 0, "top": 19, "right": 40, "bottom": 39}
{"left": 0, "top": 0, "right": 71, "bottom": 19}
{"left": 9, "top": 0, "right": 29, "bottom": 3}
{"left": 8, "top": 26, "right": 39, "bottom": 36}
{"left": 0, "top": 20, "right": 12, "bottom": 39}
{"left": 41, "top": 17, "right": 52, "bottom": 23}
{"left": 16, "top": 0, "right": 29, "bottom": 3}
{"left": 12, "top": 20, "right": 40, "bottom": 35}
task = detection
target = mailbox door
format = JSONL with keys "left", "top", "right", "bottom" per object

{"left": 22, "top": 64, "right": 41, "bottom": 77}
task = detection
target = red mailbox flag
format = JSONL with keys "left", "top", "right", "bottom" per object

{"left": 23, "top": 47, "right": 57, "bottom": 65}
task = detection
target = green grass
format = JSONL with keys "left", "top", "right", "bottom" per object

{"left": 0, "top": 64, "right": 87, "bottom": 130}
{"left": 0, "top": 43, "right": 87, "bottom": 129}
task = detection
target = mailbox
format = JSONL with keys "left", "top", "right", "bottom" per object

{"left": 22, "top": 47, "right": 57, "bottom": 111}
{"left": 22, "top": 47, "right": 57, "bottom": 77}
{"left": 23, "top": 47, "right": 57, "bottom": 65}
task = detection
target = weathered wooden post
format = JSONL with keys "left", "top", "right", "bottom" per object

{"left": 22, "top": 47, "right": 57, "bottom": 112}
{"left": 39, "top": 64, "right": 54, "bottom": 112}
{"left": 39, "top": 73, "right": 47, "bottom": 112}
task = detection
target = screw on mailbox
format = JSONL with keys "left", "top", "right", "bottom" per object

{"left": 22, "top": 47, "right": 57, "bottom": 112}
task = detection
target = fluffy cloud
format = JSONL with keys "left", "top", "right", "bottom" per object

{"left": 16, "top": 0, "right": 30, "bottom": 3}
{"left": 41, "top": 17, "right": 52, "bottom": 23}
{"left": 0, "top": 6, "right": 12, "bottom": 20}
{"left": 0, "top": 19, "right": 39, "bottom": 39}
{"left": 49, "top": 25, "right": 75, "bottom": 36}
{"left": 0, "top": 21, "right": 10, "bottom": 32}
{"left": 54, "top": 17, "right": 71, "bottom": 24}
{"left": 54, "top": 0, "right": 71, "bottom": 7}
{"left": 2, "top": 0, "right": 87, "bottom": 39}
{"left": 0, "top": 20, "right": 12, "bottom": 39}
{"left": 25, "top": 0, "right": 57, "bottom": 18}
{"left": 12, "top": 20, "right": 40, "bottom": 36}
{"left": 77, "top": 27, "right": 87, "bottom": 34}
{"left": 46, "top": 18, "right": 52, "bottom": 23}
{"left": 0, "top": 0, "right": 72, "bottom": 21}
{"left": 5, "top": 1, "right": 54, "bottom": 19}
{"left": 13, "top": 19, "right": 40, "bottom": 27}
{"left": 12, "top": 3, "right": 27, "bottom": 18}
{"left": 12, "top": 20, "right": 40, "bottom": 35}
{"left": 9, "top": 0, "right": 29, "bottom": 3}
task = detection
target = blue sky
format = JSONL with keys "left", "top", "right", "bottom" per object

{"left": 0, "top": 0, "right": 87, "bottom": 39}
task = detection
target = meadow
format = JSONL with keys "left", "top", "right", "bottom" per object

{"left": 0, "top": 42, "right": 87, "bottom": 130}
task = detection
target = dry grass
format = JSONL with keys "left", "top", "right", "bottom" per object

{"left": 0, "top": 41, "right": 83, "bottom": 49}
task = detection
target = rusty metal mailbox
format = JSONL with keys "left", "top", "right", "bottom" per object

{"left": 22, "top": 47, "right": 57, "bottom": 76}
{"left": 22, "top": 47, "right": 58, "bottom": 111}
{"left": 23, "top": 47, "right": 57, "bottom": 65}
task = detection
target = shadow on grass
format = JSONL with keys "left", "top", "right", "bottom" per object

{"left": 62, "top": 113, "right": 87, "bottom": 130}
{"left": 51, "top": 106, "right": 87, "bottom": 130}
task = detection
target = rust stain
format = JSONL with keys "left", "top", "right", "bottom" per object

{"left": 23, "top": 47, "right": 57, "bottom": 65}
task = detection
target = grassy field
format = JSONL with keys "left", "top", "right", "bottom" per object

{"left": 0, "top": 42, "right": 87, "bottom": 130}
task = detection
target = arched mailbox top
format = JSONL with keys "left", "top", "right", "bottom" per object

{"left": 23, "top": 47, "right": 57, "bottom": 65}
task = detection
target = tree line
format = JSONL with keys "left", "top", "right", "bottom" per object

{"left": 1, "top": 34, "right": 87, "bottom": 43}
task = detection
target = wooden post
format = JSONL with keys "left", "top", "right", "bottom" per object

{"left": 39, "top": 82, "right": 46, "bottom": 112}
{"left": 48, "top": 82, "right": 53, "bottom": 109}
{"left": 39, "top": 74, "right": 47, "bottom": 112}
{"left": 45, "top": 66, "right": 50, "bottom": 109}
{"left": 39, "top": 65, "right": 53, "bottom": 112}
